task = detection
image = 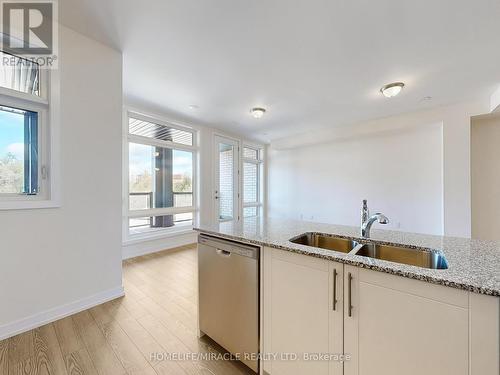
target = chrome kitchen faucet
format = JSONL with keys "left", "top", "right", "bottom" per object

{"left": 361, "top": 199, "right": 389, "bottom": 238}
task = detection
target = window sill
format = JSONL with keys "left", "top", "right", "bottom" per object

{"left": 123, "top": 226, "right": 195, "bottom": 246}
{"left": 0, "top": 198, "right": 61, "bottom": 210}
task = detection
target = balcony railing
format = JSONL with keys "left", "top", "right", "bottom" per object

{"left": 129, "top": 191, "right": 193, "bottom": 211}
{"left": 129, "top": 191, "right": 193, "bottom": 230}
{"left": 173, "top": 192, "right": 193, "bottom": 208}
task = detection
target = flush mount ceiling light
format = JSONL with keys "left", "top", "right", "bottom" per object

{"left": 251, "top": 107, "right": 266, "bottom": 119}
{"left": 380, "top": 82, "right": 405, "bottom": 98}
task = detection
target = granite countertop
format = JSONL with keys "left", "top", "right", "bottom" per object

{"left": 194, "top": 217, "right": 500, "bottom": 297}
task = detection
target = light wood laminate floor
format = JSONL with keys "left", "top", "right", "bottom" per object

{"left": 0, "top": 244, "right": 254, "bottom": 375}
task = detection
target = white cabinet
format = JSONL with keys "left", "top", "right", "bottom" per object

{"left": 344, "top": 265, "right": 469, "bottom": 375}
{"left": 469, "top": 292, "right": 500, "bottom": 375}
{"left": 262, "top": 247, "right": 344, "bottom": 375}
{"left": 263, "top": 248, "right": 499, "bottom": 375}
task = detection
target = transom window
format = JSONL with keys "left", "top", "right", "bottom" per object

{"left": 126, "top": 112, "right": 197, "bottom": 239}
{"left": 0, "top": 51, "right": 41, "bottom": 96}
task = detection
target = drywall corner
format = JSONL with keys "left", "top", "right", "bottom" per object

{"left": 491, "top": 86, "right": 500, "bottom": 113}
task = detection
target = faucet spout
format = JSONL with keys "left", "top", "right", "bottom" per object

{"left": 360, "top": 200, "right": 389, "bottom": 238}
{"left": 372, "top": 213, "right": 389, "bottom": 225}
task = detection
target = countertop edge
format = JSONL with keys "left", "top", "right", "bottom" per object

{"left": 194, "top": 228, "right": 500, "bottom": 297}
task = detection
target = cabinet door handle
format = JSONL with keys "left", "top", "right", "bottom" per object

{"left": 332, "top": 268, "right": 338, "bottom": 311}
{"left": 348, "top": 272, "right": 353, "bottom": 317}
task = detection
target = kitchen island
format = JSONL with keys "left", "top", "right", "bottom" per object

{"left": 195, "top": 217, "right": 499, "bottom": 375}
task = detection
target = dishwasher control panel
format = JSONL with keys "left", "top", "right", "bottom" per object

{"left": 198, "top": 235, "right": 259, "bottom": 259}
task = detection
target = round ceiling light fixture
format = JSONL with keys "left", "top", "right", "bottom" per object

{"left": 380, "top": 82, "right": 405, "bottom": 98}
{"left": 251, "top": 107, "right": 266, "bottom": 119}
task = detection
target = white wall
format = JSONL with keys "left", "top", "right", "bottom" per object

{"left": 471, "top": 114, "right": 500, "bottom": 241}
{"left": 0, "top": 26, "right": 123, "bottom": 338}
{"left": 269, "top": 124, "right": 443, "bottom": 235}
{"left": 491, "top": 86, "right": 500, "bottom": 113}
{"left": 122, "top": 231, "right": 196, "bottom": 260}
{"left": 270, "top": 100, "right": 490, "bottom": 237}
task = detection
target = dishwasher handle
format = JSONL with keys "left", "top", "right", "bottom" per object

{"left": 216, "top": 249, "right": 231, "bottom": 257}
{"left": 198, "top": 234, "right": 259, "bottom": 259}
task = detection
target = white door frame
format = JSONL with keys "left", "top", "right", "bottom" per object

{"left": 214, "top": 135, "right": 240, "bottom": 223}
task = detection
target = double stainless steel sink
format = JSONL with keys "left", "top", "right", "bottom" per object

{"left": 290, "top": 233, "right": 448, "bottom": 269}
{"left": 291, "top": 233, "right": 360, "bottom": 253}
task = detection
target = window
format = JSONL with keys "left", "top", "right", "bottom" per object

{"left": 242, "top": 146, "right": 263, "bottom": 218}
{"left": 0, "top": 106, "right": 38, "bottom": 194}
{"left": 129, "top": 145, "right": 193, "bottom": 210}
{"left": 126, "top": 112, "right": 197, "bottom": 239}
{"left": 243, "top": 147, "right": 258, "bottom": 160}
{"left": 0, "top": 51, "right": 54, "bottom": 208}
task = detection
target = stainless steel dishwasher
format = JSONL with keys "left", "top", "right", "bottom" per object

{"left": 198, "top": 234, "right": 259, "bottom": 373}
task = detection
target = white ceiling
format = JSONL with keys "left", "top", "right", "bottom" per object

{"left": 60, "top": 0, "right": 500, "bottom": 142}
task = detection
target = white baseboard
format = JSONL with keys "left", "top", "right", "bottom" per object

{"left": 122, "top": 231, "right": 197, "bottom": 260}
{"left": 0, "top": 286, "right": 125, "bottom": 341}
